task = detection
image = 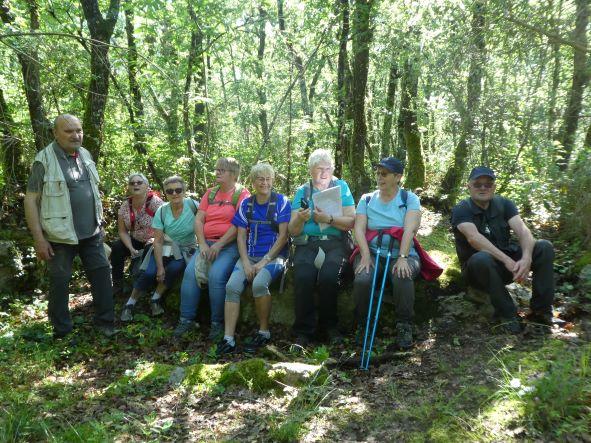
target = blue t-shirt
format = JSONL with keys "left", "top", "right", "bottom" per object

{"left": 291, "top": 179, "right": 355, "bottom": 237}
{"left": 152, "top": 198, "right": 197, "bottom": 246}
{"left": 356, "top": 189, "right": 421, "bottom": 258}
{"left": 232, "top": 193, "right": 291, "bottom": 258}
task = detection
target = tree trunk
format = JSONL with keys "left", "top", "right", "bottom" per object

{"left": 399, "top": 58, "right": 425, "bottom": 190}
{"left": 277, "top": 0, "right": 314, "bottom": 150}
{"left": 381, "top": 55, "right": 399, "bottom": 158}
{"left": 191, "top": 8, "right": 207, "bottom": 175}
{"left": 183, "top": 7, "right": 199, "bottom": 189}
{"left": 1, "top": 0, "right": 52, "bottom": 151}
{"left": 334, "top": 0, "right": 350, "bottom": 179}
{"left": 556, "top": 0, "right": 589, "bottom": 170}
{"left": 438, "top": 0, "right": 486, "bottom": 207}
{"left": 256, "top": 6, "right": 270, "bottom": 145}
{"left": 80, "top": 0, "right": 121, "bottom": 161}
{"left": 124, "top": 2, "right": 162, "bottom": 190}
{"left": 0, "top": 88, "right": 27, "bottom": 189}
{"left": 349, "top": 0, "right": 373, "bottom": 197}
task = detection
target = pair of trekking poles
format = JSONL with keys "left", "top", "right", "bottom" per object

{"left": 360, "top": 232, "right": 395, "bottom": 370}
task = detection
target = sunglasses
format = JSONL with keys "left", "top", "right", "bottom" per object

{"left": 165, "top": 187, "right": 184, "bottom": 195}
{"left": 471, "top": 182, "right": 494, "bottom": 189}
{"left": 128, "top": 180, "right": 144, "bottom": 186}
{"left": 375, "top": 170, "right": 393, "bottom": 177}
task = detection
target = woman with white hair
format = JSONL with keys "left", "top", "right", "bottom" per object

{"left": 111, "top": 173, "right": 163, "bottom": 296}
{"left": 288, "top": 149, "right": 355, "bottom": 346}
{"left": 216, "top": 163, "right": 291, "bottom": 355}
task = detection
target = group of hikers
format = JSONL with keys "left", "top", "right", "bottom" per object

{"left": 24, "top": 114, "right": 556, "bottom": 357}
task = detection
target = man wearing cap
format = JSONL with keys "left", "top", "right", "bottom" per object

{"left": 451, "top": 166, "right": 555, "bottom": 333}
{"left": 24, "top": 114, "right": 116, "bottom": 340}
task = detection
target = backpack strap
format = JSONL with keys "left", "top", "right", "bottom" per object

{"left": 364, "top": 189, "right": 408, "bottom": 209}
{"left": 208, "top": 184, "right": 243, "bottom": 209}
{"left": 245, "top": 192, "right": 279, "bottom": 234}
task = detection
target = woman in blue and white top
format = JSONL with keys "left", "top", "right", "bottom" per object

{"left": 216, "top": 163, "right": 291, "bottom": 355}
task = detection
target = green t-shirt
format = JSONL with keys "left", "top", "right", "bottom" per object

{"left": 152, "top": 198, "right": 197, "bottom": 246}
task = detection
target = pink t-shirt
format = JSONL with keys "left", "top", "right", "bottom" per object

{"left": 118, "top": 193, "right": 164, "bottom": 243}
{"left": 199, "top": 186, "right": 250, "bottom": 240}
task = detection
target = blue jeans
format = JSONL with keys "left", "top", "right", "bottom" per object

{"left": 133, "top": 254, "right": 187, "bottom": 291}
{"left": 179, "top": 241, "right": 239, "bottom": 324}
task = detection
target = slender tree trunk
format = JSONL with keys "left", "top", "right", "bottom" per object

{"left": 0, "top": 88, "right": 26, "bottom": 189}
{"left": 256, "top": 6, "right": 270, "bottom": 145}
{"left": 438, "top": 0, "right": 486, "bottom": 207}
{"left": 191, "top": 10, "right": 207, "bottom": 158}
{"left": 1, "top": 0, "right": 52, "bottom": 151}
{"left": 334, "top": 0, "right": 350, "bottom": 178}
{"left": 183, "top": 6, "right": 199, "bottom": 189}
{"left": 547, "top": 43, "right": 561, "bottom": 139}
{"left": 80, "top": 0, "right": 120, "bottom": 161}
{"left": 381, "top": 56, "right": 399, "bottom": 158}
{"left": 124, "top": 2, "right": 162, "bottom": 190}
{"left": 556, "top": 0, "right": 589, "bottom": 170}
{"left": 277, "top": 0, "right": 314, "bottom": 150}
{"left": 349, "top": 0, "right": 373, "bottom": 197}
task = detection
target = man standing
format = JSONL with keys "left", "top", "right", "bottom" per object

{"left": 451, "top": 166, "right": 555, "bottom": 333}
{"left": 24, "top": 114, "right": 115, "bottom": 339}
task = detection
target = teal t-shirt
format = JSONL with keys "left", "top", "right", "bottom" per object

{"left": 291, "top": 179, "right": 355, "bottom": 237}
{"left": 356, "top": 189, "right": 421, "bottom": 258}
{"left": 152, "top": 198, "right": 197, "bottom": 246}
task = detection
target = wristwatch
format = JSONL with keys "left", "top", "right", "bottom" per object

{"left": 263, "top": 254, "right": 272, "bottom": 261}
{"left": 399, "top": 254, "right": 409, "bottom": 259}
{"left": 328, "top": 215, "right": 334, "bottom": 225}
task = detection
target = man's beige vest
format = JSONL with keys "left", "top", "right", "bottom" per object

{"left": 35, "top": 142, "right": 103, "bottom": 245}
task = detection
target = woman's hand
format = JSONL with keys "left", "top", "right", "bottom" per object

{"left": 296, "top": 208, "right": 311, "bottom": 223}
{"left": 312, "top": 207, "right": 331, "bottom": 224}
{"left": 156, "top": 265, "right": 166, "bottom": 282}
{"left": 206, "top": 242, "right": 222, "bottom": 261}
{"left": 393, "top": 257, "right": 412, "bottom": 279}
{"left": 200, "top": 244, "right": 210, "bottom": 259}
{"left": 129, "top": 247, "right": 141, "bottom": 258}
{"left": 243, "top": 261, "right": 256, "bottom": 281}
{"left": 355, "top": 253, "right": 374, "bottom": 274}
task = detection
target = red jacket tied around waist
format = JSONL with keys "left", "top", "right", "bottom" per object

{"left": 349, "top": 226, "right": 444, "bottom": 281}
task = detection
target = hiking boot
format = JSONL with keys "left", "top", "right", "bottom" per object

{"left": 173, "top": 319, "right": 198, "bottom": 338}
{"left": 243, "top": 332, "right": 271, "bottom": 353}
{"left": 395, "top": 322, "right": 413, "bottom": 350}
{"left": 208, "top": 322, "right": 224, "bottom": 341}
{"left": 216, "top": 338, "right": 236, "bottom": 356}
{"left": 120, "top": 304, "right": 135, "bottom": 322}
{"left": 326, "top": 328, "right": 344, "bottom": 345}
{"left": 96, "top": 325, "right": 119, "bottom": 338}
{"left": 150, "top": 299, "right": 165, "bottom": 316}
{"left": 497, "top": 316, "right": 523, "bottom": 335}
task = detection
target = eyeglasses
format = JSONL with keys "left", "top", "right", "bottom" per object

{"left": 128, "top": 180, "right": 144, "bottom": 186}
{"left": 471, "top": 182, "right": 494, "bottom": 189}
{"left": 215, "top": 168, "right": 227, "bottom": 174}
{"left": 165, "top": 187, "right": 184, "bottom": 195}
{"left": 256, "top": 177, "right": 273, "bottom": 183}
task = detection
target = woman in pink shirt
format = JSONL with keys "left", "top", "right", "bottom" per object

{"left": 174, "top": 157, "right": 250, "bottom": 340}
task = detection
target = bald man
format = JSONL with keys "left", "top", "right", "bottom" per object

{"left": 24, "top": 115, "right": 116, "bottom": 340}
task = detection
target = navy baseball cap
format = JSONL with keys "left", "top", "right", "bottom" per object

{"left": 469, "top": 166, "right": 496, "bottom": 181}
{"left": 374, "top": 157, "right": 404, "bottom": 174}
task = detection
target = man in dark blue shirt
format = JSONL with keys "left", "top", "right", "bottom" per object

{"left": 451, "top": 166, "right": 555, "bottom": 333}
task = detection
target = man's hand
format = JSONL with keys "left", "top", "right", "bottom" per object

{"left": 355, "top": 253, "right": 373, "bottom": 274}
{"left": 393, "top": 257, "right": 412, "bottom": 279}
{"left": 512, "top": 256, "right": 532, "bottom": 282}
{"left": 34, "top": 237, "right": 54, "bottom": 261}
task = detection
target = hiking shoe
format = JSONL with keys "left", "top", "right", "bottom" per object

{"left": 395, "top": 322, "right": 413, "bottom": 350}
{"left": 216, "top": 338, "right": 236, "bottom": 356}
{"left": 120, "top": 304, "right": 135, "bottom": 322}
{"left": 208, "top": 322, "right": 224, "bottom": 341}
{"left": 243, "top": 332, "right": 271, "bottom": 353}
{"left": 497, "top": 317, "right": 523, "bottom": 335}
{"left": 173, "top": 319, "right": 198, "bottom": 337}
{"left": 326, "top": 328, "right": 344, "bottom": 345}
{"left": 150, "top": 299, "right": 165, "bottom": 316}
{"left": 96, "top": 325, "right": 119, "bottom": 338}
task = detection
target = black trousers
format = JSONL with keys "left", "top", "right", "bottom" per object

{"left": 464, "top": 239, "right": 554, "bottom": 319}
{"left": 292, "top": 239, "right": 347, "bottom": 337}
{"left": 110, "top": 237, "right": 146, "bottom": 282}
{"left": 48, "top": 234, "right": 114, "bottom": 335}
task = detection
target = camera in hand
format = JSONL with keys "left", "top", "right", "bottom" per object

{"left": 300, "top": 197, "right": 309, "bottom": 210}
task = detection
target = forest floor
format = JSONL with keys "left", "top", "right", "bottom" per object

{"left": 1, "top": 209, "right": 590, "bottom": 442}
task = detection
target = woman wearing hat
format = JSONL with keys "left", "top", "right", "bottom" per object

{"left": 352, "top": 157, "right": 422, "bottom": 349}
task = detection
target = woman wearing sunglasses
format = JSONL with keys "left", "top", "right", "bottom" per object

{"left": 111, "top": 173, "right": 163, "bottom": 296}
{"left": 121, "top": 175, "right": 197, "bottom": 321}
{"left": 173, "top": 157, "right": 250, "bottom": 341}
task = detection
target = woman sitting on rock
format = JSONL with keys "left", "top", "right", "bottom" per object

{"left": 121, "top": 175, "right": 197, "bottom": 321}
{"left": 111, "top": 173, "right": 163, "bottom": 296}
{"left": 216, "top": 163, "right": 291, "bottom": 355}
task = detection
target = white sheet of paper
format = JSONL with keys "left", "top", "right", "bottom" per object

{"left": 312, "top": 186, "right": 343, "bottom": 231}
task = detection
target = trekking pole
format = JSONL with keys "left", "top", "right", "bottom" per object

{"left": 363, "top": 235, "right": 395, "bottom": 370}
{"left": 360, "top": 231, "right": 383, "bottom": 370}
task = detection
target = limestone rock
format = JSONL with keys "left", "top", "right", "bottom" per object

{"left": 270, "top": 362, "right": 324, "bottom": 386}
